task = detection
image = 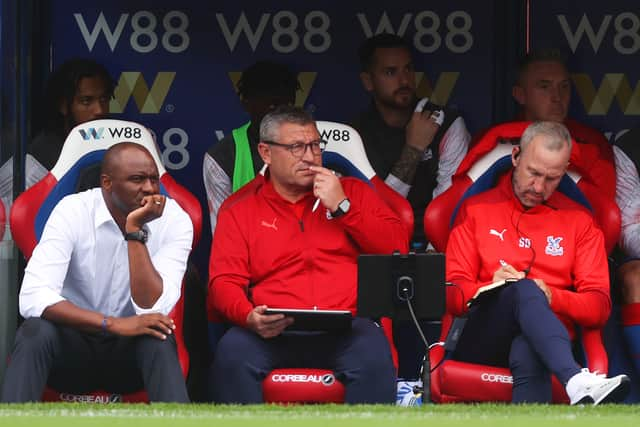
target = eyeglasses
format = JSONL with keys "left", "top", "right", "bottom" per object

{"left": 262, "top": 139, "right": 327, "bottom": 158}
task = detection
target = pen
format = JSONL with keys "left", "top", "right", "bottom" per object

{"left": 311, "top": 169, "right": 334, "bottom": 213}
{"left": 499, "top": 259, "right": 508, "bottom": 267}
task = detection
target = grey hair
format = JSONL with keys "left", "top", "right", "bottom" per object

{"left": 259, "top": 105, "right": 316, "bottom": 142}
{"left": 520, "top": 121, "right": 572, "bottom": 153}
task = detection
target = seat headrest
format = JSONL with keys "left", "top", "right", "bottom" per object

{"left": 467, "top": 142, "right": 514, "bottom": 182}
{"left": 37, "top": 119, "right": 171, "bottom": 239}
{"left": 53, "top": 119, "right": 165, "bottom": 180}
{"left": 316, "top": 121, "right": 375, "bottom": 183}
{"left": 450, "top": 143, "right": 591, "bottom": 228}
{"left": 12, "top": 119, "right": 203, "bottom": 257}
{"left": 426, "top": 120, "right": 616, "bottom": 253}
{"left": 466, "top": 136, "right": 582, "bottom": 185}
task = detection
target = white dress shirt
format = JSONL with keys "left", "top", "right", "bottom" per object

{"left": 19, "top": 188, "right": 193, "bottom": 318}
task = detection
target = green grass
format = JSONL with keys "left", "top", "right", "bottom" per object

{"left": 0, "top": 403, "right": 639, "bottom": 427}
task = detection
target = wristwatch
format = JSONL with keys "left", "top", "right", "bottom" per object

{"left": 330, "top": 198, "right": 351, "bottom": 218}
{"left": 124, "top": 228, "right": 148, "bottom": 244}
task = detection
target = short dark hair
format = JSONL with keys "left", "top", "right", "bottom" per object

{"left": 358, "top": 33, "right": 413, "bottom": 72}
{"left": 236, "top": 60, "right": 300, "bottom": 100}
{"left": 44, "top": 58, "right": 115, "bottom": 131}
{"left": 516, "top": 48, "right": 568, "bottom": 84}
{"left": 260, "top": 105, "right": 315, "bottom": 142}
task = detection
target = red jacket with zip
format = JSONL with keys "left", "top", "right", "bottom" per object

{"left": 208, "top": 174, "right": 409, "bottom": 327}
{"left": 445, "top": 171, "right": 611, "bottom": 338}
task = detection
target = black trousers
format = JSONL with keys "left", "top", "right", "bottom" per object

{"left": 0, "top": 318, "right": 189, "bottom": 403}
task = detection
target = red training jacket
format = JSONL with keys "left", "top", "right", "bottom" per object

{"left": 445, "top": 172, "right": 611, "bottom": 338}
{"left": 209, "top": 175, "right": 409, "bottom": 327}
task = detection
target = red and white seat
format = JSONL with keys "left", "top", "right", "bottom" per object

{"left": 424, "top": 121, "right": 616, "bottom": 403}
{"left": 10, "top": 119, "right": 202, "bottom": 403}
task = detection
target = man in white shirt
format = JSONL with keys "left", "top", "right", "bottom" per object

{"left": 1, "top": 142, "right": 192, "bottom": 402}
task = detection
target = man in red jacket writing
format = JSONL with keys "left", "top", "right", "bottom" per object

{"left": 446, "top": 121, "right": 629, "bottom": 404}
{"left": 208, "top": 106, "right": 408, "bottom": 403}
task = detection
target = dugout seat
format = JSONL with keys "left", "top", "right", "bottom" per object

{"left": 10, "top": 118, "right": 202, "bottom": 403}
{"left": 423, "top": 121, "right": 615, "bottom": 403}
{"left": 318, "top": 121, "right": 414, "bottom": 242}
{"left": 427, "top": 121, "right": 620, "bottom": 253}
{"left": 208, "top": 121, "right": 413, "bottom": 403}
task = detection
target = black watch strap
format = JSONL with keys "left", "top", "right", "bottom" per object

{"left": 330, "top": 198, "right": 351, "bottom": 218}
{"left": 124, "top": 228, "right": 148, "bottom": 243}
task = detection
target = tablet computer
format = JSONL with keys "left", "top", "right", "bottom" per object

{"left": 264, "top": 308, "right": 353, "bottom": 332}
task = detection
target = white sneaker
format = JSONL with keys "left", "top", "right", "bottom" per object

{"left": 565, "top": 368, "right": 631, "bottom": 405}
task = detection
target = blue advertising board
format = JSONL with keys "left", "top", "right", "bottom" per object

{"left": 530, "top": 0, "right": 640, "bottom": 142}
{"left": 48, "top": 0, "right": 503, "bottom": 266}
